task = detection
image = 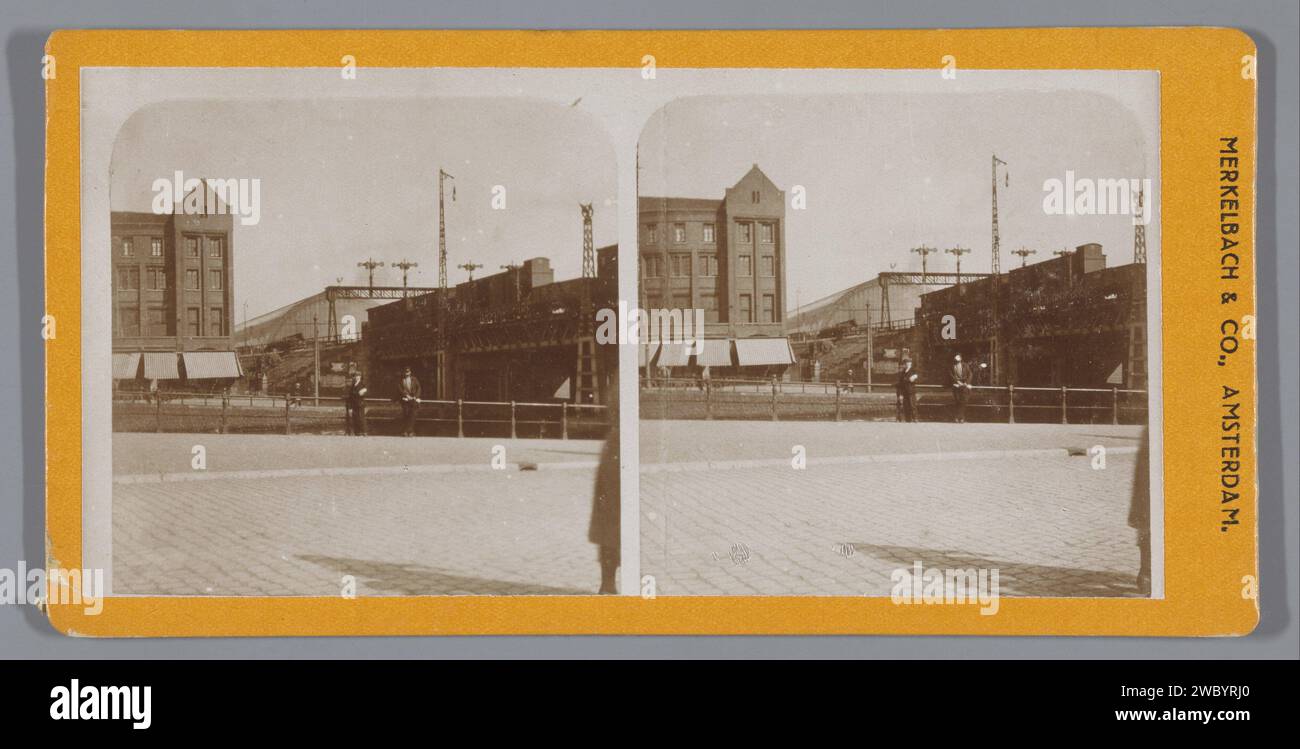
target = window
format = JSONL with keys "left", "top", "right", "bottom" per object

{"left": 186, "top": 308, "right": 200, "bottom": 337}
{"left": 762, "top": 294, "right": 775, "bottom": 323}
{"left": 208, "top": 237, "right": 224, "bottom": 258}
{"left": 117, "top": 266, "right": 139, "bottom": 291}
{"left": 644, "top": 224, "right": 657, "bottom": 244}
{"left": 150, "top": 237, "right": 163, "bottom": 257}
{"left": 643, "top": 255, "right": 663, "bottom": 278}
{"left": 185, "top": 269, "right": 200, "bottom": 290}
{"left": 760, "top": 223, "right": 774, "bottom": 243}
{"left": 702, "top": 223, "right": 715, "bottom": 243}
{"left": 751, "top": 190, "right": 760, "bottom": 203}
{"left": 698, "top": 254, "right": 718, "bottom": 277}
{"left": 671, "top": 254, "right": 691, "bottom": 277}
{"left": 147, "top": 307, "right": 167, "bottom": 336}
{"left": 210, "top": 308, "right": 224, "bottom": 336}
{"left": 701, "top": 293, "right": 719, "bottom": 323}
{"left": 186, "top": 237, "right": 200, "bottom": 258}
{"left": 208, "top": 269, "right": 223, "bottom": 290}
{"left": 148, "top": 267, "right": 168, "bottom": 290}
{"left": 737, "top": 223, "right": 752, "bottom": 243}
{"left": 738, "top": 255, "right": 752, "bottom": 276}
{"left": 120, "top": 237, "right": 133, "bottom": 257}
{"left": 118, "top": 308, "right": 139, "bottom": 336}
{"left": 761, "top": 255, "right": 775, "bottom": 276}
{"left": 673, "top": 223, "right": 686, "bottom": 243}
{"left": 739, "top": 294, "right": 753, "bottom": 323}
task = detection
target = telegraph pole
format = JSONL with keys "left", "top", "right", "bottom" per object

{"left": 458, "top": 262, "right": 483, "bottom": 281}
{"left": 911, "top": 245, "right": 937, "bottom": 282}
{"left": 393, "top": 259, "right": 419, "bottom": 296}
{"left": 946, "top": 246, "right": 971, "bottom": 285}
{"left": 1133, "top": 184, "right": 1147, "bottom": 264}
{"left": 438, "top": 169, "right": 455, "bottom": 290}
{"left": 991, "top": 154, "right": 1009, "bottom": 384}
{"left": 580, "top": 203, "right": 595, "bottom": 278}
{"left": 1012, "top": 247, "right": 1037, "bottom": 267}
{"left": 357, "top": 258, "right": 384, "bottom": 295}
{"left": 312, "top": 313, "right": 320, "bottom": 406}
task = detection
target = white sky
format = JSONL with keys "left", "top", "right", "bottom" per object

{"left": 638, "top": 90, "right": 1156, "bottom": 308}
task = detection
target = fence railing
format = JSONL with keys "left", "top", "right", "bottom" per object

{"left": 639, "top": 377, "right": 1148, "bottom": 425}
{"left": 112, "top": 391, "right": 611, "bottom": 439}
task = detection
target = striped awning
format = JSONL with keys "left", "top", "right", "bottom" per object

{"left": 656, "top": 343, "right": 693, "bottom": 368}
{"left": 734, "top": 338, "right": 796, "bottom": 366}
{"left": 182, "top": 351, "right": 242, "bottom": 379}
{"left": 141, "top": 352, "right": 180, "bottom": 380}
{"left": 694, "top": 339, "right": 734, "bottom": 368}
{"left": 639, "top": 342, "right": 660, "bottom": 368}
{"left": 111, "top": 352, "right": 141, "bottom": 380}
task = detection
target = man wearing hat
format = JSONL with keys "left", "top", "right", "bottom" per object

{"left": 895, "top": 357, "right": 918, "bottom": 422}
{"left": 343, "top": 369, "right": 368, "bottom": 436}
{"left": 396, "top": 366, "right": 422, "bottom": 437}
{"left": 950, "top": 353, "right": 973, "bottom": 423}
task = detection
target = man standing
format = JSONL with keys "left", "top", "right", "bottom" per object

{"left": 344, "top": 370, "right": 367, "bottom": 436}
{"left": 950, "top": 353, "right": 973, "bottom": 423}
{"left": 895, "top": 357, "right": 918, "bottom": 422}
{"left": 396, "top": 366, "right": 422, "bottom": 437}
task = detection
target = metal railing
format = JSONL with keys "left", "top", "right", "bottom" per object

{"left": 112, "top": 390, "right": 611, "bottom": 439}
{"left": 639, "top": 376, "right": 1148, "bottom": 425}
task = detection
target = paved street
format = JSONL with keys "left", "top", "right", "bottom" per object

{"left": 110, "top": 421, "right": 1150, "bottom": 598}
{"left": 639, "top": 421, "right": 1148, "bottom": 597}
{"left": 112, "top": 434, "right": 605, "bottom": 595}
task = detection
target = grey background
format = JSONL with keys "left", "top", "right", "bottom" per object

{"left": 1, "top": 0, "right": 1295, "bottom": 659}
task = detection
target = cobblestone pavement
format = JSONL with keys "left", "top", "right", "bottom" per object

{"left": 112, "top": 434, "right": 604, "bottom": 596}
{"left": 639, "top": 421, "right": 1147, "bottom": 597}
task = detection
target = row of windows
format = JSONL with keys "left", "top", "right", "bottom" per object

{"left": 115, "top": 307, "right": 226, "bottom": 337}
{"left": 117, "top": 266, "right": 224, "bottom": 291}
{"left": 642, "top": 253, "right": 776, "bottom": 278}
{"left": 645, "top": 293, "right": 778, "bottom": 324}
{"left": 116, "top": 235, "right": 225, "bottom": 259}
{"left": 642, "top": 221, "right": 777, "bottom": 245}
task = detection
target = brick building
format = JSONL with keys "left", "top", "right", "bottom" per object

{"left": 110, "top": 192, "right": 241, "bottom": 390}
{"left": 638, "top": 164, "right": 795, "bottom": 375}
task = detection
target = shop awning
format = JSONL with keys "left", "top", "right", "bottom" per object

{"left": 112, "top": 352, "right": 141, "bottom": 380}
{"left": 656, "top": 343, "right": 693, "bottom": 368}
{"left": 141, "top": 352, "right": 181, "bottom": 380}
{"left": 639, "top": 342, "right": 660, "bottom": 368}
{"left": 182, "top": 351, "right": 242, "bottom": 379}
{"left": 694, "top": 339, "right": 734, "bottom": 368}
{"left": 734, "top": 338, "right": 796, "bottom": 367}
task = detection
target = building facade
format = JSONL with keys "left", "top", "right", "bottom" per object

{"left": 110, "top": 200, "right": 241, "bottom": 388}
{"left": 638, "top": 165, "right": 795, "bottom": 375}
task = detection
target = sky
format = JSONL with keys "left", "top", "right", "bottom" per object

{"left": 111, "top": 98, "right": 619, "bottom": 318}
{"left": 637, "top": 89, "right": 1156, "bottom": 309}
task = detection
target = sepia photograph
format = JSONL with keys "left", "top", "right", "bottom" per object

{"left": 99, "top": 81, "right": 622, "bottom": 596}
{"left": 636, "top": 76, "right": 1162, "bottom": 600}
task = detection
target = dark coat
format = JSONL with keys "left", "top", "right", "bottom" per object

{"left": 895, "top": 366, "right": 918, "bottom": 395}
{"left": 397, "top": 375, "right": 422, "bottom": 400}
{"left": 1128, "top": 428, "right": 1150, "bottom": 530}
{"left": 587, "top": 408, "right": 620, "bottom": 554}
{"left": 950, "top": 362, "right": 973, "bottom": 387}
{"left": 344, "top": 379, "right": 368, "bottom": 410}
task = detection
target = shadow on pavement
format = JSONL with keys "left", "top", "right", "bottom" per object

{"left": 846, "top": 543, "right": 1144, "bottom": 598}
{"left": 299, "top": 554, "right": 592, "bottom": 596}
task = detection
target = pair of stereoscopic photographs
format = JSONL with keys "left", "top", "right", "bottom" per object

{"left": 85, "top": 63, "right": 1164, "bottom": 611}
